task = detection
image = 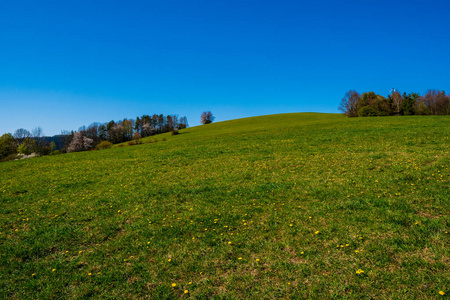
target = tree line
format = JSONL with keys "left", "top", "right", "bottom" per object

{"left": 0, "top": 113, "right": 189, "bottom": 162}
{"left": 339, "top": 89, "right": 450, "bottom": 117}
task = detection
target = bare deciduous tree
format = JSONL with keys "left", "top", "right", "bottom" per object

{"left": 390, "top": 91, "right": 403, "bottom": 115}
{"left": 201, "top": 111, "right": 215, "bottom": 124}
{"left": 338, "top": 90, "right": 360, "bottom": 117}
{"left": 13, "top": 128, "right": 31, "bottom": 141}
{"left": 31, "top": 127, "right": 45, "bottom": 155}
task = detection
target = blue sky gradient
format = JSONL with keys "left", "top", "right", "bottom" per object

{"left": 1, "top": 0, "right": 449, "bottom": 135}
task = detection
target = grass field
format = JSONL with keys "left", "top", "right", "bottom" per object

{"left": 1, "top": 113, "right": 449, "bottom": 299}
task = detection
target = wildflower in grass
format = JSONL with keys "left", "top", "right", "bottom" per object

{"left": 356, "top": 269, "right": 364, "bottom": 274}
{"left": 290, "top": 224, "right": 293, "bottom": 227}
{"left": 88, "top": 273, "right": 92, "bottom": 276}
{"left": 256, "top": 259, "right": 260, "bottom": 262}
{"left": 228, "top": 242, "right": 231, "bottom": 244}
{"left": 315, "top": 231, "right": 320, "bottom": 234}
{"left": 184, "top": 290, "right": 189, "bottom": 294}
{"left": 439, "top": 291, "right": 445, "bottom": 295}
{"left": 238, "top": 257, "right": 242, "bottom": 260}
{"left": 300, "top": 252, "right": 304, "bottom": 254}
{"left": 52, "top": 269, "right": 56, "bottom": 272}
{"left": 172, "top": 283, "right": 176, "bottom": 287}
{"left": 168, "top": 259, "right": 171, "bottom": 262}
{"left": 32, "top": 273, "right": 35, "bottom": 276}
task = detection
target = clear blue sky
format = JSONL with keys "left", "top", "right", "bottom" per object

{"left": 1, "top": 0, "right": 449, "bottom": 136}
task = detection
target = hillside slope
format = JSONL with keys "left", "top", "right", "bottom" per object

{"left": 1, "top": 113, "right": 449, "bottom": 298}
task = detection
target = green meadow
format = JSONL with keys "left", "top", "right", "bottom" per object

{"left": 1, "top": 113, "right": 449, "bottom": 299}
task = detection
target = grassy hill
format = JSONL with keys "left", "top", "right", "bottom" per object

{"left": 1, "top": 113, "right": 449, "bottom": 299}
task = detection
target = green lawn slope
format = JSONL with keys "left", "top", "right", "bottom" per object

{"left": 1, "top": 113, "right": 449, "bottom": 299}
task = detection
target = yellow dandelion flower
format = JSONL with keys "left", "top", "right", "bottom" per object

{"left": 238, "top": 257, "right": 242, "bottom": 260}
{"left": 171, "top": 283, "right": 176, "bottom": 287}
{"left": 300, "top": 251, "right": 304, "bottom": 254}
{"left": 356, "top": 269, "right": 364, "bottom": 274}
{"left": 168, "top": 259, "right": 171, "bottom": 262}
{"left": 439, "top": 291, "right": 445, "bottom": 295}
{"left": 184, "top": 290, "right": 189, "bottom": 294}
{"left": 52, "top": 269, "right": 56, "bottom": 272}
{"left": 88, "top": 273, "right": 92, "bottom": 276}
{"left": 228, "top": 242, "right": 231, "bottom": 244}
{"left": 255, "top": 259, "right": 260, "bottom": 262}
{"left": 314, "top": 231, "right": 320, "bottom": 234}
{"left": 289, "top": 224, "right": 293, "bottom": 227}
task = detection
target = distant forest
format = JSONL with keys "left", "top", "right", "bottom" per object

{"left": 0, "top": 114, "right": 188, "bottom": 162}
{"left": 339, "top": 89, "right": 450, "bottom": 117}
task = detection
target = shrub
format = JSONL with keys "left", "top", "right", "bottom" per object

{"left": 415, "top": 101, "right": 431, "bottom": 115}
{"left": 96, "top": 141, "right": 113, "bottom": 150}
{"left": 132, "top": 132, "right": 142, "bottom": 144}
{"left": 358, "top": 105, "right": 377, "bottom": 117}
{"left": 18, "top": 138, "right": 35, "bottom": 155}
{"left": 171, "top": 129, "right": 179, "bottom": 135}
{"left": 0, "top": 153, "right": 18, "bottom": 162}
{"left": 0, "top": 133, "right": 17, "bottom": 160}
{"left": 50, "top": 150, "right": 62, "bottom": 155}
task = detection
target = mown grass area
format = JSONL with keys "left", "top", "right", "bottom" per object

{"left": 1, "top": 113, "right": 449, "bottom": 299}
